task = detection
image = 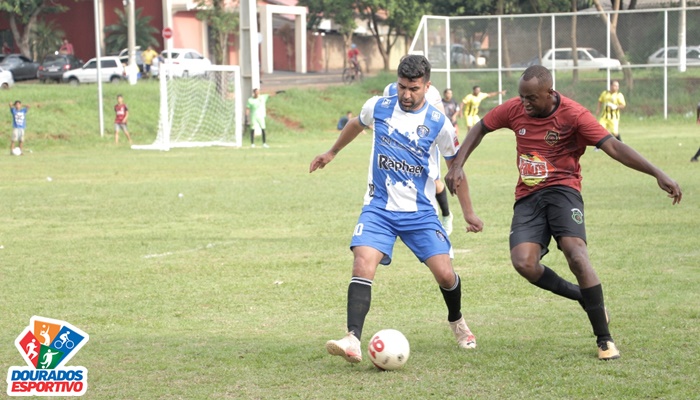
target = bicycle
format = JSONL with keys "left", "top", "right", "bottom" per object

{"left": 53, "top": 335, "right": 75, "bottom": 350}
{"left": 342, "top": 65, "right": 363, "bottom": 85}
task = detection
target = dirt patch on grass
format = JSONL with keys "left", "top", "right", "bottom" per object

{"left": 267, "top": 109, "right": 302, "bottom": 130}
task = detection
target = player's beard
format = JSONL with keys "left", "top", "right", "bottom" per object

{"left": 400, "top": 97, "right": 424, "bottom": 112}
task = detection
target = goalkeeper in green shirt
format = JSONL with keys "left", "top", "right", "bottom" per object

{"left": 246, "top": 88, "right": 269, "bottom": 148}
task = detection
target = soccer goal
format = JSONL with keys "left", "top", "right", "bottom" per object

{"left": 132, "top": 64, "right": 243, "bottom": 150}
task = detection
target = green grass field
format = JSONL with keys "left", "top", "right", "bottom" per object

{"left": 1, "top": 76, "right": 699, "bottom": 399}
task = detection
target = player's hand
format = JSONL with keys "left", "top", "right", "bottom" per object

{"left": 444, "top": 165, "right": 465, "bottom": 196}
{"left": 464, "top": 212, "right": 483, "bottom": 233}
{"left": 657, "top": 174, "right": 682, "bottom": 205}
{"left": 309, "top": 151, "right": 336, "bottom": 173}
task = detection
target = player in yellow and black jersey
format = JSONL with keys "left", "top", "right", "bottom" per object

{"left": 596, "top": 80, "right": 626, "bottom": 141}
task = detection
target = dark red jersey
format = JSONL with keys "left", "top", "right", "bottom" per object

{"left": 114, "top": 104, "right": 128, "bottom": 124}
{"left": 481, "top": 93, "right": 612, "bottom": 200}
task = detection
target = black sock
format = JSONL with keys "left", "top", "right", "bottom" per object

{"left": 439, "top": 273, "right": 462, "bottom": 322}
{"left": 581, "top": 284, "right": 612, "bottom": 344}
{"left": 250, "top": 129, "right": 255, "bottom": 144}
{"left": 693, "top": 147, "right": 700, "bottom": 159}
{"left": 532, "top": 265, "right": 583, "bottom": 301}
{"left": 347, "top": 277, "right": 372, "bottom": 340}
{"left": 435, "top": 187, "right": 450, "bottom": 217}
{"left": 261, "top": 129, "right": 267, "bottom": 144}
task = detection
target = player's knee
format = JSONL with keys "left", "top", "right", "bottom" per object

{"left": 510, "top": 254, "right": 539, "bottom": 281}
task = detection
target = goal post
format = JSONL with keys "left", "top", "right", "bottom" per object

{"left": 132, "top": 64, "right": 243, "bottom": 150}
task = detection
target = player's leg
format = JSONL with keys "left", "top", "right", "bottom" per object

{"left": 123, "top": 125, "right": 133, "bottom": 144}
{"left": 114, "top": 124, "right": 120, "bottom": 144}
{"left": 435, "top": 178, "right": 453, "bottom": 235}
{"left": 18, "top": 132, "right": 24, "bottom": 153}
{"left": 10, "top": 129, "right": 17, "bottom": 154}
{"left": 547, "top": 188, "right": 618, "bottom": 360}
{"left": 250, "top": 120, "right": 257, "bottom": 147}
{"left": 327, "top": 208, "right": 396, "bottom": 363}
{"left": 401, "top": 213, "right": 475, "bottom": 348}
{"left": 611, "top": 119, "right": 621, "bottom": 142}
{"left": 260, "top": 119, "right": 268, "bottom": 148}
{"left": 509, "top": 190, "right": 583, "bottom": 302}
{"left": 691, "top": 147, "right": 700, "bottom": 162}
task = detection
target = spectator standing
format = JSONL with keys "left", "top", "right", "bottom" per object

{"left": 9, "top": 100, "right": 29, "bottom": 155}
{"left": 462, "top": 85, "right": 506, "bottom": 130}
{"left": 246, "top": 88, "right": 269, "bottom": 148}
{"left": 2, "top": 42, "right": 11, "bottom": 54}
{"left": 114, "top": 95, "right": 133, "bottom": 145}
{"left": 596, "top": 80, "right": 626, "bottom": 141}
{"left": 141, "top": 46, "right": 159, "bottom": 78}
{"left": 59, "top": 39, "right": 74, "bottom": 55}
{"left": 445, "top": 65, "right": 682, "bottom": 361}
{"left": 442, "top": 88, "right": 461, "bottom": 135}
{"left": 692, "top": 101, "right": 700, "bottom": 162}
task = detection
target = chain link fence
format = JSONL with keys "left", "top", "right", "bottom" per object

{"left": 410, "top": 7, "right": 700, "bottom": 118}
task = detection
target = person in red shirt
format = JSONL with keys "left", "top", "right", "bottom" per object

{"left": 114, "top": 94, "right": 132, "bottom": 145}
{"left": 59, "top": 39, "right": 74, "bottom": 55}
{"left": 445, "top": 65, "right": 682, "bottom": 361}
{"left": 347, "top": 43, "right": 360, "bottom": 79}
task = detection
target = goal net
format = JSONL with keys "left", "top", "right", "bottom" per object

{"left": 132, "top": 64, "right": 243, "bottom": 150}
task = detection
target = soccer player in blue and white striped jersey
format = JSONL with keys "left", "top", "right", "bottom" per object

{"left": 310, "top": 55, "right": 483, "bottom": 364}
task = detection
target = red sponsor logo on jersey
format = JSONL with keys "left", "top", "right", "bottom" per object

{"left": 518, "top": 152, "right": 556, "bottom": 187}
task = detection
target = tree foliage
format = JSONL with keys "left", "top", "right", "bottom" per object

{"left": 196, "top": 0, "right": 239, "bottom": 64}
{"left": 0, "top": 0, "right": 69, "bottom": 59}
{"left": 356, "top": 0, "right": 431, "bottom": 71}
{"left": 31, "top": 19, "right": 64, "bottom": 62}
{"left": 103, "top": 7, "right": 159, "bottom": 55}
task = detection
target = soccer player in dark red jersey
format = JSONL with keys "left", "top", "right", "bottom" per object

{"left": 445, "top": 65, "right": 682, "bottom": 361}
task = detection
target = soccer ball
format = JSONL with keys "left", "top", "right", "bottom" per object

{"left": 11, "top": 147, "right": 21, "bottom": 156}
{"left": 367, "top": 329, "right": 410, "bottom": 371}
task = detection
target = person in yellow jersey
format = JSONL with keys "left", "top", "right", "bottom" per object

{"left": 461, "top": 85, "right": 506, "bottom": 130}
{"left": 596, "top": 80, "right": 626, "bottom": 141}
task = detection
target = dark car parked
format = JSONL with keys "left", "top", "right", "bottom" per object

{"left": 37, "top": 54, "right": 83, "bottom": 83}
{"left": 0, "top": 54, "right": 40, "bottom": 81}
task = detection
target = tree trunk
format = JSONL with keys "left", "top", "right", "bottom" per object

{"left": 593, "top": 0, "right": 633, "bottom": 90}
{"left": 9, "top": 6, "right": 43, "bottom": 59}
{"left": 571, "top": 0, "right": 579, "bottom": 84}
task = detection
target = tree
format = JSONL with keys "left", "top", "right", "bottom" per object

{"left": 31, "top": 19, "right": 64, "bottom": 62}
{"left": 196, "top": 0, "right": 239, "bottom": 65}
{"left": 103, "top": 7, "right": 159, "bottom": 55}
{"left": 356, "top": 0, "right": 430, "bottom": 71}
{"left": 0, "top": 0, "right": 69, "bottom": 59}
{"left": 297, "top": 0, "right": 357, "bottom": 71}
{"left": 592, "top": 0, "right": 633, "bottom": 89}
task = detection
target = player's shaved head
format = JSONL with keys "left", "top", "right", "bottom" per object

{"left": 521, "top": 65, "right": 553, "bottom": 89}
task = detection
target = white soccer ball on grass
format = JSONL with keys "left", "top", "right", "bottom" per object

{"left": 367, "top": 329, "right": 410, "bottom": 371}
{"left": 11, "top": 147, "right": 22, "bottom": 156}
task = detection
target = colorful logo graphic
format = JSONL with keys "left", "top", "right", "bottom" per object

{"left": 6, "top": 316, "right": 89, "bottom": 397}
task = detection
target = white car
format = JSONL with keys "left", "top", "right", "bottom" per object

{"left": 647, "top": 46, "right": 700, "bottom": 65}
{"left": 62, "top": 56, "right": 125, "bottom": 85}
{"left": 539, "top": 48, "right": 622, "bottom": 70}
{"left": 159, "top": 48, "right": 211, "bottom": 77}
{"left": 0, "top": 67, "right": 14, "bottom": 89}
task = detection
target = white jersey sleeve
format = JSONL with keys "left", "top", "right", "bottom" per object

{"left": 359, "top": 96, "right": 381, "bottom": 128}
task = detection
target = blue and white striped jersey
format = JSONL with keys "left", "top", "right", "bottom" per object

{"left": 358, "top": 95, "right": 460, "bottom": 213}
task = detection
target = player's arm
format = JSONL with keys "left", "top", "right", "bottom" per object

{"left": 445, "top": 157, "right": 483, "bottom": 233}
{"left": 486, "top": 90, "right": 506, "bottom": 98}
{"left": 599, "top": 138, "right": 682, "bottom": 205}
{"left": 445, "top": 121, "right": 490, "bottom": 195}
{"left": 309, "top": 117, "right": 365, "bottom": 173}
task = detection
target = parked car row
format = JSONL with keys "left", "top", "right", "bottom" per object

{"left": 0, "top": 67, "right": 14, "bottom": 89}
{"left": 647, "top": 45, "right": 700, "bottom": 65}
